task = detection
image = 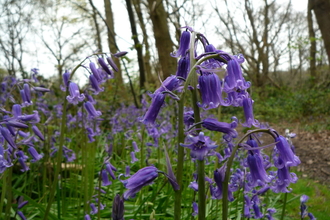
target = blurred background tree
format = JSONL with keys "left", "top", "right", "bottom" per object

{"left": 0, "top": 0, "right": 329, "bottom": 98}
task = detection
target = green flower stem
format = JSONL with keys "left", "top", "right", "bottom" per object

{"left": 174, "top": 33, "right": 226, "bottom": 219}
{"left": 281, "top": 192, "right": 288, "bottom": 220}
{"left": 174, "top": 95, "right": 185, "bottom": 220}
{"left": 43, "top": 93, "right": 67, "bottom": 220}
{"left": 140, "top": 126, "right": 145, "bottom": 168}
{"left": 4, "top": 167, "right": 12, "bottom": 220}
{"left": 43, "top": 59, "right": 86, "bottom": 220}
{"left": 197, "top": 159, "right": 206, "bottom": 220}
{"left": 0, "top": 169, "right": 6, "bottom": 219}
{"left": 222, "top": 129, "right": 274, "bottom": 220}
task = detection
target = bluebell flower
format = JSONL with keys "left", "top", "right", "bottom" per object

{"left": 106, "top": 56, "right": 119, "bottom": 72}
{"left": 181, "top": 132, "right": 218, "bottom": 161}
{"left": 271, "top": 158, "right": 298, "bottom": 193}
{"left": 125, "top": 165, "right": 130, "bottom": 177}
{"left": 98, "top": 57, "right": 113, "bottom": 76}
{"left": 252, "top": 203, "right": 263, "bottom": 219}
{"left": 153, "top": 75, "right": 181, "bottom": 97}
{"left": 84, "top": 214, "right": 91, "bottom": 220}
{"left": 175, "top": 54, "right": 190, "bottom": 79}
{"left": 32, "top": 125, "right": 44, "bottom": 141}
{"left": 112, "top": 194, "right": 124, "bottom": 220}
{"left": 84, "top": 101, "right": 102, "bottom": 119}
{"left": 60, "top": 70, "right": 70, "bottom": 91}
{"left": 171, "top": 30, "right": 191, "bottom": 58}
{"left": 89, "top": 62, "right": 102, "bottom": 82}
{"left": 89, "top": 74, "right": 104, "bottom": 95}
{"left": 245, "top": 152, "right": 270, "bottom": 187}
{"left": 101, "top": 169, "right": 112, "bottom": 186}
{"left": 1, "top": 126, "right": 16, "bottom": 149}
{"left": 105, "top": 162, "right": 116, "bottom": 180}
{"left": 244, "top": 195, "right": 251, "bottom": 217}
{"left": 12, "top": 104, "right": 22, "bottom": 117}
{"left": 122, "top": 166, "right": 158, "bottom": 200}
{"left": 198, "top": 72, "right": 227, "bottom": 110}
{"left": 132, "top": 141, "right": 139, "bottom": 152}
{"left": 28, "top": 146, "right": 43, "bottom": 162}
{"left": 223, "top": 58, "right": 250, "bottom": 93}
{"left": 86, "top": 128, "right": 96, "bottom": 142}
{"left": 23, "top": 83, "right": 32, "bottom": 105}
{"left": 5, "top": 120, "right": 28, "bottom": 129}
{"left": 32, "top": 86, "right": 50, "bottom": 93}
{"left": 17, "top": 196, "right": 29, "bottom": 209}
{"left": 141, "top": 93, "right": 165, "bottom": 124}
{"left": 63, "top": 146, "right": 76, "bottom": 162}
{"left": 90, "top": 203, "right": 98, "bottom": 215}
{"left": 18, "top": 157, "right": 29, "bottom": 172}
{"left": 85, "top": 93, "right": 97, "bottom": 104}
{"left": 189, "top": 181, "right": 198, "bottom": 191}
{"left": 241, "top": 96, "right": 260, "bottom": 128}
{"left": 300, "top": 195, "right": 309, "bottom": 218}
{"left": 183, "top": 110, "right": 194, "bottom": 127}
{"left": 202, "top": 118, "right": 238, "bottom": 141}
{"left": 265, "top": 208, "right": 276, "bottom": 220}
{"left": 0, "top": 152, "right": 12, "bottom": 173}
{"left": 192, "top": 202, "right": 198, "bottom": 216}
{"left": 20, "top": 90, "right": 31, "bottom": 107}
{"left": 17, "top": 211, "right": 27, "bottom": 220}
{"left": 18, "top": 110, "right": 40, "bottom": 123}
{"left": 66, "top": 82, "right": 85, "bottom": 105}
{"left": 229, "top": 168, "right": 245, "bottom": 193}
{"left": 130, "top": 151, "right": 138, "bottom": 163}
{"left": 113, "top": 51, "right": 128, "bottom": 58}
{"left": 308, "top": 213, "right": 316, "bottom": 220}
{"left": 212, "top": 164, "right": 234, "bottom": 201}
{"left": 274, "top": 135, "right": 300, "bottom": 168}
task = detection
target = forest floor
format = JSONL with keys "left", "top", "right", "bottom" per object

{"left": 268, "top": 121, "right": 330, "bottom": 186}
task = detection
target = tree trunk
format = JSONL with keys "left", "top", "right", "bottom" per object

{"left": 125, "top": 0, "right": 146, "bottom": 93}
{"left": 104, "top": 0, "right": 123, "bottom": 84}
{"left": 310, "top": 0, "right": 330, "bottom": 66}
{"left": 147, "top": 0, "right": 176, "bottom": 79}
{"left": 308, "top": 0, "right": 317, "bottom": 81}
{"left": 88, "top": 0, "right": 102, "bottom": 52}
{"left": 132, "top": 0, "right": 154, "bottom": 85}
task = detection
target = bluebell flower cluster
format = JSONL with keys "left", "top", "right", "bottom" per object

{"left": 140, "top": 26, "right": 303, "bottom": 219}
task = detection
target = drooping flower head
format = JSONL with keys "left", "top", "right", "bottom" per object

{"left": 98, "top": 57, "right": 113, "bottom": 76}
{"left": 141, "top": 93, "right": 165, "bottom": 125}
{"left": 153, "top": 75, "right": 181, "bottom": 97}
{"left": 274, "top": 135, "right": 301, "bottom": 168}
{"left": 271, "top": 158, "right": 298, "bottom": 193}
{"left": 300, "top": 195, "right": 309, "bottom": 218}
{"left": 175, "top": 54, "right": 190, "bottom": 79}
{"left": 171, "top": 30, "right": 191, "bottom": 58}
{"left": 198, "top": 71, "right": 226, "bottom": 110}
{"left": 112, "top": 194, "right": 124, "bottom": 220}
{"left": 245, "top": 152, "right": 270, "bottom": 187}
{"left": 121, "top": 166, "right": 158, "bottom": 200}
{"left": 66, "top": 82, "right": 85, "bottom": 105}
{"left": 202, "top": 117, "right": 238, "bottom": 141}
{"left": 84, "top": 101, "right": 102, "bottom": 119}
{"left": 61, "top": 70, "right": 70, "bottom": 91}
{"left": 106, "top": 56, "right": 119, "bottom": 72}
{"left": 224, "top": 58, "right": 250, "bottom": 93}
{"left": 241, "top": 96, "right": 260, "bottom": 128}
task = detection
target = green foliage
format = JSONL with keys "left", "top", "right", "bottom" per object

{"left": 285, "top": 174, "right": 330, "bottom": 220}
{"left": 251, "top": 86, "right": 330, "bottom": 130}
